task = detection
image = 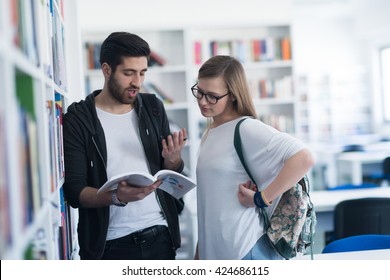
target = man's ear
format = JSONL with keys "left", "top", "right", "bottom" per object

{"left": 101, "top": 62, "right": 111, "bottom": 77}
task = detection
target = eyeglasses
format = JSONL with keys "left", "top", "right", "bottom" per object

{"left": 191, "top": 83, "right": 230, "bottom": 104}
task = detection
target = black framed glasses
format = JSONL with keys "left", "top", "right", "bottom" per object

{"left": 191, "top": 83, "right": 230, "bottom": 104}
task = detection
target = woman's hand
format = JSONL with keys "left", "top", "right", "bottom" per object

{"left": 237, "top": 180, "right": 256, "bottom": 208}
{"left": 162, "top": 128, "right": 187, "bottom": 170}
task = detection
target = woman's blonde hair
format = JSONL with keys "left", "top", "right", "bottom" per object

{"left": 198, "top": 55, "right": 257, "bottom": 142}
{"left": 198, "top": 55, "right": 257, "bottom": 118}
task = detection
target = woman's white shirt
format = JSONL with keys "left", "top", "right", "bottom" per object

{"left": 196, "top": 117, "right": 306, "bottom": 260}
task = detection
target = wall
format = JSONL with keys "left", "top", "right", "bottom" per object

{"left": 77, "top": 1, "right": 390, "bottom": 134}
{"left": 294, "top": 0, "right": 390, "bottom": 136}
{"left": 77, "top": 0, "right": 293, "bottom": 31}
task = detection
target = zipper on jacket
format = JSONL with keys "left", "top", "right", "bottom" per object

{"left": 92, "top": 136, "right": 107, "bottom": 170}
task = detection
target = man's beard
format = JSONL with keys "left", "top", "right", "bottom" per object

{"left": 107, "top": 73, "right": 137, "bottom": 105}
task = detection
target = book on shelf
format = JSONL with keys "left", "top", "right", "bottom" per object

{"left": 0, "top": 114, "right": 11, "bottom": 258}
{"left": 55, "top": 93, "right": 65, "bottom": 181}
{"left": 11, "top": 0, "right": 20, "bottom": 47}
{"left": 281, "top": 37, "right": 291, "bottom": 60}
{"left": 193, "top": 41, "right": 202, "bottom": 64}
{"left": 46, "top": 99, "right": 58, "bottom": 192}
{"left": 97, "top": 170, "right": 196, "bottom": 200}
{"left": 37, "top": 0, "right": 53, "bottom": 78}
{"left": 142, "top": 82, "right": 174, "bottom": 104}
{"left": 210, "top": 40, "right": 232, "bottom": 57}
{"left": 149, "top": 50, "right": 166, "bottom": 66}
{"left": 85, "top": 42, "right": 101, "bottom": 69}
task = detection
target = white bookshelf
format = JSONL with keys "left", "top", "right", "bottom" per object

{"left": 189, "top": 24, "right": 296, "bottom": 138}
{"left": 0, "top": 0, "right": 83, "bottom": 259}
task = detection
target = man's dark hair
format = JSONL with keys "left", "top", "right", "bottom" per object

{"left": 100, "top": 32, "right": 151, "bottom": 72}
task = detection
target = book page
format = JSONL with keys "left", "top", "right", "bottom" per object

{"left": 97, "top": 170, "right": 196, "bottom": 199}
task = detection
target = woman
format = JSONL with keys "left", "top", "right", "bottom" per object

{"left": 193, "top": 55, "right": 315, "bottom": 260}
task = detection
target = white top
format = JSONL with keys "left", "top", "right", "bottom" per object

{"left": 96, "top": 108, "right": 166, "bottom": 241}
{"left": 196, "top": 117, "right": 306, "bottom": 260}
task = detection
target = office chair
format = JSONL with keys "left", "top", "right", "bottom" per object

{"left": 333, "top": 197, "right": 390, "bottom": 241}
{"left": 322, "top": 234, "right": 390, "bottom": 254}
{"left": 382, "top": 157, "right": 390, "bottom": 182}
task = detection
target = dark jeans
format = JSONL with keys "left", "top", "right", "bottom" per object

{"left": 102, "top": 225, "right": 176, "bottom": 260}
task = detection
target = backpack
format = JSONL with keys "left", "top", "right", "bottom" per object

{"left": 234, "top": 118, "right": 317, "bottom": 259}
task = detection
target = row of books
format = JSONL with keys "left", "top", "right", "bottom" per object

{"left": 51, "top": 3, "right": 67, "bottom": 90}
{"left": 57, "top": 188, "right": 77, "bottom": 260}
{"left": 11, "top": 0, "right": 67, "bottom": 88}
{"left": 0, "top": 70, "right": 72, "bottom": 259}
{"left": 85, "top": 42, "right": 167, "bottom": 70}
{"left": 259, "top": 114, "right": 295, "bottom": 134}
{"left": 15, "top": 72, "right": 43, "bottom": 228}
{"left": 194, "top": 37, "right": 292, "bottom": 64}
{"left": 198, "top": 113, "right": 294, "bottom": 137}
{"left": 24, "top": 195, "right": 77, "bottom": 260}
{"left": 11, "top": 0, "right": 39, "bottom": 67}
{"left": 248, "top": 76, "right": 294, "bottom": 100}
{"left": 46, "top": 92, "right": 65, "bottom": 193}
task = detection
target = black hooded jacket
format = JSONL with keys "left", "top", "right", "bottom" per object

{"left": 62, "top": 90, "right": 184, "bottom": 259}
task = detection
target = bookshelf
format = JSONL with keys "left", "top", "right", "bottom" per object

{"left": 294, "top": 72, "right": 372, "bottom": 143}
{"left": 189, "top": 25, "right": 296, "bottom": 139}
{"left": 0, "top": 0, "right": 83, "bottom": 259}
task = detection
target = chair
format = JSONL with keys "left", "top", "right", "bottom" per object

{"left": 322, "top": 234, "right": 390, "bottom": 254}
{"left": 333, "top": 197, "right": 390, "bottom": 241}
{"left": 382, "top": 157, "right": 390, "bottom": 182}
{"left": 363, "top": 156, "right": 390, "bottom": 184}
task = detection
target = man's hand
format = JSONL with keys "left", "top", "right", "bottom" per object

{"left": 162, "top": 128, "right": 187, "bottom": 170}
{"left": 115, "top": 180, "right": 162, "bottom": 203}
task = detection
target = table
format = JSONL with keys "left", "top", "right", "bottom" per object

{"left": 337, "top": 152, "right": 390, "bottom": 185}
{"left": 294, "top": 248, "right": 390, "bottom": 260}
{"left": 309, "top": 186, "right": 390, "bottom": 253}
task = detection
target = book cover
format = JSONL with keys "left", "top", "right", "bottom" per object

{"left": 97, "top": 170, "right": 196, "bottom": 199}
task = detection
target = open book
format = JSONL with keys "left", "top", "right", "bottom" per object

{"left": 97, "top": 170, "right": 196, "bottom": 199}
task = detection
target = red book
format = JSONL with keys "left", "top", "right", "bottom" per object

{"left": 252, "top": 40, "right": 261, "bottom": 62}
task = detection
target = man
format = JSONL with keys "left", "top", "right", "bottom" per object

{"left": 63, "top": 32, "right": 187, "bottom": 260}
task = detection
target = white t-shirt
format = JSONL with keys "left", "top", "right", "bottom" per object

{"left": 96, "top": 108, "right": 167, "bottom": 241}
{"left": 196, "top": 117, "right": 306, "bottom": 260}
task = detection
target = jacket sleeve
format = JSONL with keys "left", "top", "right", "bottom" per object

{"left": 62, "top": 113, "right": 90, "bottom": 208}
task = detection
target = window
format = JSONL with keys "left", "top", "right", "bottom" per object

{"left": 380, "top": 47, "right": 390, "bottom": 122}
